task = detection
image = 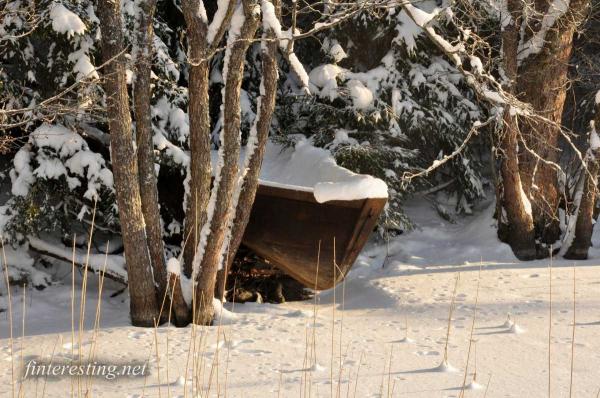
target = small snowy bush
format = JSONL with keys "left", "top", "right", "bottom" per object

{"left": 3, "top": 123, "right": 115, "bottom": 242}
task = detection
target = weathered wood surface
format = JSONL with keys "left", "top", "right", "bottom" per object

{"left": 242, "top": 185, "right": 386, "bottom": 290}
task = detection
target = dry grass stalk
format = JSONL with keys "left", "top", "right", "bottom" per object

{"left": 70, "top": 234, "right": 76, "bottom": 398}
{"left": 349, "top": 350, "right": 364, "bottom": 398}
{"left": 277, "top": 368, "right": 283, "bottom": 398}
{"left": 77, "top": 200, "right": 97, "bottom": 396}
{"left": 18, "top": 282, "right": 26, "bottom": 398}
{"left": 443, "top": 273, "right": 461, "bottom": 364}
{"left": 459, "top": 265, "right": 482, "bottom": 398}
{"left": 84, "top": 242, "right": 110, "bottom": 394}
{"left": 548, "top": 250, "right": 553, "bottom": 398}
{"left": 386, "top": 345, "right": 394, "bottom": 398}
{"left": 1, "top": 237, "right": 16, "bottom": 398}
{"left": 331, "top": 237, "right": 337, "bottom": 398}
{"left": 305, "top": 240, "right": 322, "bottom": 398}
{"left": 378, "top": 348, "right": 388, "bottom": 398}
{"left": 569, "top": 264, "right": 576, "bottom": 398}
{"left": 153, "top": 317, "right": 163, "bottom": 398}
{"left": 483, "top": 373, "right": 492, "bottom": 398}
{"left": 41, "top": 334, "right": 60, "bottom": 398}
{"left": 166, "top": 277, "right": 175, "bottom": 398}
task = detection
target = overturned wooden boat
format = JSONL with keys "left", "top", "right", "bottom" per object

{"left": 240, "top": 141, "right": 388, "bottom": 290}
{"left": 243, "top": 185, "right": 386, "bottom": 290}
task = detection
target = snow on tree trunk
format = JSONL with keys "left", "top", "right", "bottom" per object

{"left": 98, "top": 0, "right": 159, "bottom": 327}
{"left": 563, "top": 96, "right": 600, "bottom": 259}
{"left": 180, "top": 0, "right": 236, "bottom": 279}
{"left": 516, "top": 0, "right": 590, "bottom": 245}
{"left": 181, "top": 1, "right": 212, "bottom": 279}
{"left": 192, "top": 2, "right": 260, "bottom": 326}
{"left": 496, "top": 0, "right": 537, "bottom": 261}
{"left": 133, "top": 0, "right": 190, "bottom": 326}
{"left": 216, "top": 2, "right": 280, "bottom": 301}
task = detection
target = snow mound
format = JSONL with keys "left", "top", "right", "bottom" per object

{"left": 309, "top": 362, "right": 326, "bottom": 372}
{"left": 465, "top": 380, "right": 484, "bottom": 390}
{"left": 508, "top": 323, "right": 525, "bottom": 334}
{"left": 502, "top": 315, "right": 514, "bottom": 329}
{"left": 209, "top": 139, "right": 388, "bottom": 203}
{"left": 259, "top": 140, "right": 388, "bottom": 203}
{"left": 171, "top": 376, "right": 186, "bottom": 387}
{"left": 213, "top": 298, "right": 237, "bottom": 325}
{"left": 435, "top": 360, "right": 459, "bottom": 373}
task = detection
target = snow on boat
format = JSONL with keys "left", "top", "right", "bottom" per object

{"left": 241, "top": 140, "right": 388, "bottom": 290}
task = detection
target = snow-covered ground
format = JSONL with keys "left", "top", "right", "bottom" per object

{"left": 2, "top": 199, "right": 600, "bottom": 397}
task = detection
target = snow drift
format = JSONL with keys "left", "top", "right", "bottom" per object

{"left": 215, "top": 139, "right": 388, "bottom": 203}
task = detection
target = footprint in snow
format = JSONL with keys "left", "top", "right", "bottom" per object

{"left": 392, "top": 336, "right": 415, "bottom": 343}
{"left": 415, "top": 350, "right": 439, "bottom": 356}
{"left": 210, "top": 338, "right": 253, "bottom": 350}
{"left": 283, "top": 310, "right": 309, "bottom": 318}
{"left": 239, "top": 348, "right": 272, "bottom": 356}
{"left": 171, "top": 376, "right": 186, "bottom": 386}
{"left": 127, "top": 331, "right": 150, "bottom": 340}
{"left": 62, "top": 341, "right": 91, "bottom": 350}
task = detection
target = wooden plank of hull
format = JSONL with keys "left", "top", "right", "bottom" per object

{"left": 242, "top": 184, "right": 387, "bottom": 290}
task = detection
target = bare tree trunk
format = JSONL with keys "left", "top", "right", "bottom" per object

{"left": 564, "top": 101, "right": 600, "bottom": 259}
{"left": 496, "top": 0, "right": 537, "bottom": 260}
{"left": 180, "top": 29, "right": 211, "bottom": 279}
{"left": 193, "top": 2, "right": 260, "bottom": 325}
{"left": 181, "top": 0, "right": 236, "bottom": 278}
{"left": 134, "top": 0, "right": 190, "bottom": 326}
{"left": 499, "top": 113, "right": 538, "bottom": 260}
{"left": 216, "top": 8, "right": 280, "bottom": 301}
{"left": 517, "top": 0, "right": 590, "bottom": 244}
{"left": 98, "top": 0, "right": 159, "bottom": 327}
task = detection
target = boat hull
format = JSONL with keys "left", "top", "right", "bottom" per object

{"left": 242, "top": 184, "right": 387, "bottom": 290}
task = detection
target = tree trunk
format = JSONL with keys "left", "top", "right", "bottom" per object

{"left": 180, "top": 59, "right": 211, "bottom": 278}
{"left": 180, "top": 0, "right": 236, "bottom": 278}
{"left": 563, "top": 100, "right": 600, "bottom": 259}
{"left": 98, "top": 0, "right": 159, "bottom": 327}
{"left": 499, "top": 111, "right": 538, "bottom": 260}
{"left": 134, "top": 0, "right": 190, "bottom": 326}
{"left": 216, "top": 10, "right": 280, "bottom": 301}
{"left": 496, "top": 0, "right": 537, "bottom": 260}
{"left": 193, "top": 2, "right": 260, "bottom": 325}
{"left": 517, "top": 0, "right": 590, "bottom": 244}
